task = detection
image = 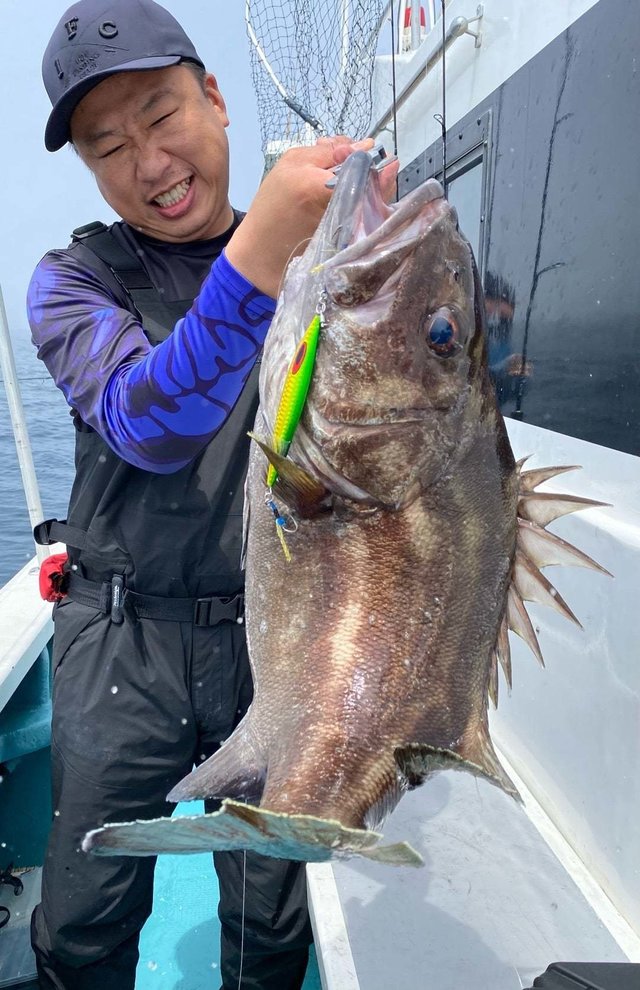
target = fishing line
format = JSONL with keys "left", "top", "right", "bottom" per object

{"left": 389, "top": 0, "right": 399, "bottom": 201}
{"left": 433, "top": 0, "right": 448, "bottom": 195}
{"left": 236, "top": 848, "right": 247, "bottom": 989}
{"left": 1, "top": 376, "right": 54, "bottom": 384}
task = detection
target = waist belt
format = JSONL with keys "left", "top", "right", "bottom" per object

{"left": 66, "top": 573, "right": 244, "bottom": 627}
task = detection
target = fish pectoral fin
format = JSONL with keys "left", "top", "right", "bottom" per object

{"left": 395, "top": 740, "right": 520, "bottom": 801}
{"left": 248, "top": 432, "right": 331, "bottom": 518}
{"left": 83, "top": 799, "right": 424, "bottom": 867}
{"left": 167, "top": 724, "right": 265, "bottom": 804}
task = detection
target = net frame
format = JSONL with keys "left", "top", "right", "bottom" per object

{"left": 245, "top": 0, "right": 385, "bottom": 167}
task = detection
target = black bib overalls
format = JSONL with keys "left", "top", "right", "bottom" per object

{"left": 31, "top": 223, "right": 312, "bottom": 990}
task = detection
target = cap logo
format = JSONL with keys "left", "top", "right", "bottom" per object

{"left": 73, "top": 51, "right": 101, "bottom": 79}
{"left": 65, "top": 18, "right": 79, "bottom": 40}
{"left": 99, "top": 21, "right": 118, "bottom": 39}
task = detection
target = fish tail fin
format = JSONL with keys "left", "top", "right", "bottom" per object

{"left": 167, "top": 722, "right": 266, "bottom": 805}
{"left": 83, "top": 799, "right": 424, "bottom": 867}
{"left": 396, "top": 735, "right": 520, "bottom": 801}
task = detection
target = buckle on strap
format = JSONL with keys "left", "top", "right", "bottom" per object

{"left": 33, "top": 518, "right": 58, "bottom": 546}
{"left": 33, "top": 518, "right": 88, "bottom": 550}
{"left": 194, "top": 595, "right": 244, "bottom": 627}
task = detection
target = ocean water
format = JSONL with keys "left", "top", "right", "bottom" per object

{"left": 0, "top": 329, "right": 75, "bottom": 588}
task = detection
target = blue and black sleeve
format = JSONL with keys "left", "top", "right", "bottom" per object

{"left": 28, "top": 251, "right": 275, "bottom": 473}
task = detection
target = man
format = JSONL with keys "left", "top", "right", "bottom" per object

{"left": 29, "top": 1, "right": 396, "bottom": 987}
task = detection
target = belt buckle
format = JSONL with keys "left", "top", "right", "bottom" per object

{"left": 194, "top": 598, "right": 213, "bottom": 626}
{"left": 220, "top": 594, "right": 244, "bottom": 625}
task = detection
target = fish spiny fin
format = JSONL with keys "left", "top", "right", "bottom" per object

{"left": 518, "top": 464, "right": 580, "bottom": 492}
{"left": 517, "top": 518, "right": 612, "bottom": 574}
{"left": 506, "top": 585, "right": 544, "bottom": 666}
{"left": 488, "top": 650, "right": 499, "bottom": 709}
{"left": 396, "top": 741, "right": 520, "bottom": 800}
{"left": 496, "top": 615, "right": 512, "bottom": 691}
{"left": 496, "top": 461, "right": 611, "bottom": 679}
{"left": 513, "top": 550, "right": 581, "bottom": 627}
{"left": 518, "top": 492, "right": 608, "bottom": 528}
{"left": 83, "top": 800, "right": 424, "bottom": 867}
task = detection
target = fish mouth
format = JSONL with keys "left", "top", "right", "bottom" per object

{"left": 312, "top": 151, "right": 451, "bottom": 332}
{"left": 321, "top": 151, "right": 445, "bottom": 268}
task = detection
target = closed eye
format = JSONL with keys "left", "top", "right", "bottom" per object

{"left": 100, "top": 144, "right": 125, "bottom": 158}
{"left": 151, "top": 111, "right": 176, "bottom": 127}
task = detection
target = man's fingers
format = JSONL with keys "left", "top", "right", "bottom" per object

{"left": 283, "top": 136, "right": 376, "bottom": 171}
{"left": 331, "top": 137, "right": 375, "bottom": 164}
{"left": 378, "top": 158, "right": 400, "bottom": 203}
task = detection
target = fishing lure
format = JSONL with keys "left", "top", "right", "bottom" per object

{"left": 261, "top": 306, "right": 322, "bottom": 560}
{"left": 267, "top": 311, "right": 321, "bottom": 488}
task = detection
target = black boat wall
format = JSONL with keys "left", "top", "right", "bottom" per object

{"left": 400, "top": 0, "right": 639, "bottom": 458}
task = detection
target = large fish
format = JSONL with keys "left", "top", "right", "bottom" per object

{"left": 83, "top": 152, "right": 608, "bottom": 866}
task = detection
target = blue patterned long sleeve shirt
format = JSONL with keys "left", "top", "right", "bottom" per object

{"left": 27, "top": 244, "right": 275, "bottom": 474}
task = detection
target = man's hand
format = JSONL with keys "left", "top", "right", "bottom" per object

{"left": 225, "top": 136, "right": 399, "bottom": 299}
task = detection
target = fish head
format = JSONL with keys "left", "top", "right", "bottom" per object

{"left": 262, "top": 152, "right": 488, "bottom": 508}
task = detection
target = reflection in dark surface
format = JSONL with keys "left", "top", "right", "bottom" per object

{"left": 484, "top": 271, "right": 531, "bottom": 416}
{"left": 401, "top": 0, "right": 640, "bottom": 457}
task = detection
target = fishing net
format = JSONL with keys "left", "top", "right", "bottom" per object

{"left": 245, "top": 0, "right": 386, "bottom": 169}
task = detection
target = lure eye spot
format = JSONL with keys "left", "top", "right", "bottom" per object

{"left": 291, "top": 341, "right": 308, "bottom": 376}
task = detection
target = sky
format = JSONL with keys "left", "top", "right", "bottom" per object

{"left": 0, "top": 0, "right": 266, "bottom": 334}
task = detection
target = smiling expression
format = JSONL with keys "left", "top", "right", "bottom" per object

{"left": 71, "top": 64, "right": 234, "bottom": 243}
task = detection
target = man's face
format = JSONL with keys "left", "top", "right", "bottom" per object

{"left": 71, "top": 65, "right": 233, "bottom": 242}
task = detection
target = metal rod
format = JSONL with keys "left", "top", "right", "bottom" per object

{"left": 390, "top": 0, "right": 399, "bottom": 162}
{"left": 410, "top": 1, "right": 422, "bottom": 51}
{"left": 245, "top": 0, "right": 325, "bottom": 135}
{"left": 0, "top": 284, "right": 47, "bottom": 563}
{"left": 441, "top": 0, "right": 447, "bottom": 193}
{"left": 368, "top": 9, "right": 482, "bottom": 137}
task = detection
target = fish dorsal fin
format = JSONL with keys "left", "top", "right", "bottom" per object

{"left": 518, "top": 491, "right": 608, "bottom": 528}
{"left": 491, "top": 461, "right": 611, "bottom": 705}
{"left": 248, "top": 433, "right": 331, "bottom": 518}
{"left": 395, "top": 740, "right": 520, "bottom": 800}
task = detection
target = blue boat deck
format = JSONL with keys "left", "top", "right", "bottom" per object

{"left": 136, "top": 803, "right": 321, "bottom": 989}
{"left": 0, "top": 802, "right": 321, "bottom": 989}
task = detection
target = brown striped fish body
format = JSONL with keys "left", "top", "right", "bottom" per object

{"left": 83, "top": 154, "right": 608, "bottom": 865}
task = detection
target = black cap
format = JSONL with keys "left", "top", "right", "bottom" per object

{"left": 42, "top": 0, "right": 205, "bottom": 151}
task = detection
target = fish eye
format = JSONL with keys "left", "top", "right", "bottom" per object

{"left": 424, "top": 308, "right": 460, "bottom": 357}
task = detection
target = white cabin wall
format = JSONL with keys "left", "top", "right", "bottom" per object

{"left": 494, "top": 422, "right": 640, "bottom": 939}
{"left": 370, "top": 0, "right": 640, "bottom": 944}
{"left": 371, "top": 0, "right": 600, "bottom": 165}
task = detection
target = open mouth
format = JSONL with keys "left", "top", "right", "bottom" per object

{"left": 152, "top": 176, "right": 193, "bottom": 208}
{"left": 327, "top": 174, "right": 445, "bottom": 268}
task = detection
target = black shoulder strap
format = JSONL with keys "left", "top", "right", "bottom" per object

{"left": 71, "top": 221, "right": 154, "bottom": 291}
{"left": 71, "top": 221, "right": 190, "bottom": 344}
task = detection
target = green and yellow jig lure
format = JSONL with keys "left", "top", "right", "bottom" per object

{"left": 262, "top": 309, "right": 322, "bottom": 561}
{"left": 267, "top": 312, "right": 321, "bottom": 487}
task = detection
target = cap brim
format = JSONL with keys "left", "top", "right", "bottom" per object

{"left": 44, "top": 55, "right": 182, "bottom": 152}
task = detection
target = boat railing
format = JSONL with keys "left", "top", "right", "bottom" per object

{"left": 370, "top": 2, "right": 484, "bottom": 138}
